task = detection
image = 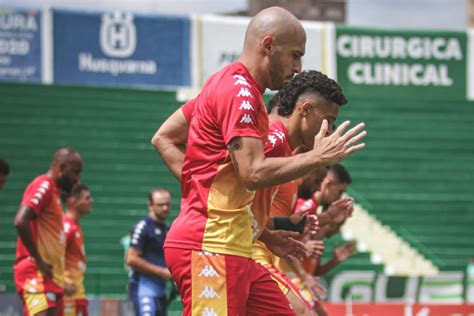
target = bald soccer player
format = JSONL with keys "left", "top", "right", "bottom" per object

{"left": 152, "top": 7, "right": 367, "bottom": 315}
{"left": 14, "top": 147, "right": 82, "bottom": 316}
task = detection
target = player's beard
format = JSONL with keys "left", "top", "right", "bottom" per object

{"left": 56, "top": 177, "right": 74, "bottom": 195}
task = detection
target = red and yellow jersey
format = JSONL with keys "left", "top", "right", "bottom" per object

{"left": 251, "top": 119, "right": 294, "bottom": 237}
{"left": 14, "top": 174, "right": 65, "bottom": 291}
{"left": 165, "top": 62, "right": 269, "bottom": 258}
{"left": 252, "top": 120, "right": 295, "bottom": 263}
{"left": 64, "top": 215, "right": 87, "bottom": 299}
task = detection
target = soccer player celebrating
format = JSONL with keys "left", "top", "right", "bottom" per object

{"left": 152, "top": 7, "right": 366, "bottom": 315}
{"left": 126, "top": 189, "right": 172, "bottom": 316}
{"left": 63, "top": 184, "right": 93, "bottom": 316}
{"left": 14, "top": 147, "right": 82, "bottom": 316}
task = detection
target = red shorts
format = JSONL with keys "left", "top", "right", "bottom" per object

{"left": 165, "top": 248, "right": 296, "bottom": 316}
{"left": 64, "top": 298, "right": 88, "bottom": 316}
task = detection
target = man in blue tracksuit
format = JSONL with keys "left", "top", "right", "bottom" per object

{"left": 127, "top": 188, "right": 172, "bottom": 316}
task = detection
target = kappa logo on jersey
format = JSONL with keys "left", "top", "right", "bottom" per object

{"left": 239, "top": 100, "right": 254, "bottom": 111}
{"left": 198, "top": 265, "right": 219, "bottom": 277}
{"left": 233, "top": 74, "right": 250, "bottom": 87}
{"left": 199, "top": 286, "right": 221, "bottom": 299}
{"left": 236, "top": 87, "right": 253, "bottom": 98}
{"left": 268, "top": 129, "right": 286, "bottom": 147}
{"left": 202, "top": 307, "right": 218, "bottom": 316}
{"left": 240, "top": 114, "right": 253, "bottom": 124}
{"left": 155, "top": 228, "right": 162, "bottom": 235}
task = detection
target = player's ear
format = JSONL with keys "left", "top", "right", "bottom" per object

{"left": 300, "top": 101, "right": 312, "bottom": 117}
{"left": 262, "top": 36, "right": 275, "bottom": 56}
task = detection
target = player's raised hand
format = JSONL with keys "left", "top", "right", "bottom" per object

{"left": 312, "top": 119, "right": 367, "bottom": 165}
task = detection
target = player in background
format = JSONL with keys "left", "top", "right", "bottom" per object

{"left": 13, "top": 147, "right": 82, "bottom": 316}
{"left": 63, "top": 184, "right": 93, "bottom": 316}
{"left": 126, "top": 189, "right": 172, "bottom": 316}
{"left": 281, "top": 164, "right": 356, "bottom": 315}
{"left": 0, "top": 159, "right": 10, "bottom": 190}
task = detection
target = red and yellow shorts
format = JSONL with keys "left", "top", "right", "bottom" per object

{"left": 64, "top": 298, "right": 88, "bottom": 316}
{"left": 18, "top": 290, "right": 64, "bottom": 316}
{"left": 14, "top": 258, "right": 64, "bottom": 316}
{"left": 165, "top": 247, "right": 296, "bottom": 316}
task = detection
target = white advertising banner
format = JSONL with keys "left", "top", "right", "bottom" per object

{"left": 194, "top": 15, "right": 335, "bottom": 87}
{"left": 468, "top": 28, "right": 474, "bottom": 101}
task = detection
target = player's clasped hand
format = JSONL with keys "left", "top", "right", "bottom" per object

{"left": 313, "top": 119, "right": 367, "bottom": 166}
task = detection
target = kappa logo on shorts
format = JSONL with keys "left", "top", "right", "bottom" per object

{"left": 233, "top": 75, "right": 250, "bottom": 87}
{"left": 236, "top": 87, "right": 253, "bottom": 98}
{"left": 198, "top": 251, "right": 219, "bottom": 256}
{"left": 199, "top": 286, "right": 221, "bottom": 299}
{"left": 202, "top": 307, "right": 218, "bottom": 316}
{"left": 238, "top": 100, "right": 254, "bottom": 111}
{"left": 46, "top": 292, "right": 56, "bottom": 302}
{"left": 198, "top": 265, "right": 219, "bottom": 277}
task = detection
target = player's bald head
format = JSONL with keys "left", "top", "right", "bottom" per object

{"left": 52, "top": 147, "right": 81, "bottom": 165}
{"left": 244, "top": 7, "right": 305, "bottom": 49}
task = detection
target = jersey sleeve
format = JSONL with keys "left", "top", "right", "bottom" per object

{"left": 181, "top": 98, "right": 196, "bottom": 123}
{"left": 21, "top": 178, "right": 53, "bottom": 215}
{"left": 217, "top": 81, "right": 264, "bottom": 145}
{"left": 129, "top": 219, "right": 147, "bottom": 251}
{"left": 64, "top": 220, "right": 77, "bottom": 248}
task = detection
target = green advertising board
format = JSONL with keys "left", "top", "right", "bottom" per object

{"left": 336, "top": 26, "right": 468, "bottom": 101}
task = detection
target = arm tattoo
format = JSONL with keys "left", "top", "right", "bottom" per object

{"left": 228, "top": 139, "right": 241, "bottom": 173}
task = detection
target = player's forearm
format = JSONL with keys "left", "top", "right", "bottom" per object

{"left": 285, "top": 255, "right": 308, "bottom": 279}
{"left": 153, "top": 141, "right": 186, "bottom": 180}
{"left": 127, "top": 256, "right": 171, "bottom": 280}
{"left": 316, "top": 258, "right": 339, "bottom": 276}
{"left": 241, "top": 151, "right": 325, "bottom": 191}
{"left": 15, "top": 220, "right": 42, "bottom": 262}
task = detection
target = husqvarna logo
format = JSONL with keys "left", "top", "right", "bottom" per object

{"left": 100, "top": 12, "right": 136, "bottom": 58}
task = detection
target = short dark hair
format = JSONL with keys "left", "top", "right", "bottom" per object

{"left": 329, "top": 164, "right": 352, "bottom": 184}
{"left": 148, "top": 188, "right": 171, "bottom": 203}
{"left": 267, "top": 70, "right": 347, "bottom": 116}
{"left": 65, "top": 184, "right": 89, "bottom": 201}
{"left": 0, "top": 159, "right": 9, "bottom": 175}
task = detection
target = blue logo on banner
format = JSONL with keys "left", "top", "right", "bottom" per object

{"left": 0, "top": 9, "right": 42, "bottom": 82}
{"left": 53, "top": 10, "right": 190, "bottom": 88}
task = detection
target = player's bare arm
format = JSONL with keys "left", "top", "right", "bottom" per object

{"left": 14, "top": 205, "right": 52, "bottom": 279}
{"left": 126, "top": 247, "right": 172, "bottom": 280}
{"left": 151, "top": 107, "right": 188, "bottom": 180}
{"left": 228, "top": 120, "right": 366, "bottom": 191}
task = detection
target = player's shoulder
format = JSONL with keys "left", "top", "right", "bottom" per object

{"left": 212, "top": 62, "right": 261, "bottom": 98}
{"left": 27, "top": 174, "right": 53, "bottom": 189}
{"left": 265, "top": 120, "right": 289, "bottom": 153}
{"left": 63, "top": 216, "right": 78, "bottom": 233}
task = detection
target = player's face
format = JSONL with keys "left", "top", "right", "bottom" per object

{"left": 57, "top": 154, "right": 82, "bottom": 193}
{"left": 76, "top": 190, "right": 93, "bottom": 215}
{"left": 149, "top": 192, "right": 171, "bottom": 222}
{"left": 302, "top": 100, "right": 339, "bottom": 149}
{"left": 268, "top": 34, "right": 305, "bottom": 90}
{"left": 324, "top": 180, "right": 349, "bottom": 205}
